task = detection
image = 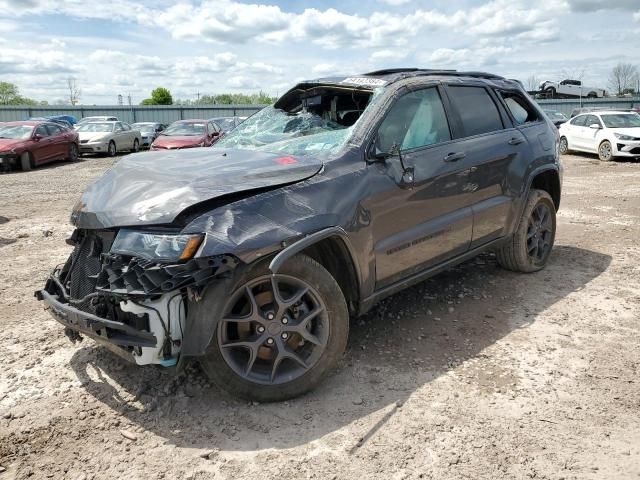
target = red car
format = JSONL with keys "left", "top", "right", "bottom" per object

{"left": 0, "top": 121, "right": 79, "bottom": 171}
{"left": 150, "top": 119, "right": 223, "bottom": 150}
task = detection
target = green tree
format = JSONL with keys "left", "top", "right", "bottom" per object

{"left": 140, "top": 87, "right": 173, "bottom": 105}
{"left": 0, "top": 81, "right": 40, "bottom": 105}
{"left": 0, "top": 81, "right": 19, "bottom": 104}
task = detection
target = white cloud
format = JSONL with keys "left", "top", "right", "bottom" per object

{"left": 379, "top": 0, "right": 411, "bottom": 4}
{"left": 370, "top": 49, "right": 409, "bottom": 63}
{"left": 634, "top": 11, "right": 640, "bottom": 21}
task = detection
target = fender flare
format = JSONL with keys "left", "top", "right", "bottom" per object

{"left": 268, "top": 226, "right": 359, "bottom": 278}
{"left": 515, "top": 165, "right": 561, "bottom": 230}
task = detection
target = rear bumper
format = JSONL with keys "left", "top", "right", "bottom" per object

{"left": 36, "top": 288, "right": 157, "bottom": 352}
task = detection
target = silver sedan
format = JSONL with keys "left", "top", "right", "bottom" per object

{"left": 77, "top": 121, "right": 142, "bottom": 156}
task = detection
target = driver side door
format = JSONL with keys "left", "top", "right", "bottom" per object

{"left": 367, "top": 85, "right": 474, "bottom": 288}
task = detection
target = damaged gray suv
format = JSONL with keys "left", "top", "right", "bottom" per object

{"left": 38, "top": 68, "right": 562, "bottom": 401}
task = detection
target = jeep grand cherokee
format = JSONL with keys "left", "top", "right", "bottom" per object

{"left": 37, "top": 68, "right": 562, "bottom": 401}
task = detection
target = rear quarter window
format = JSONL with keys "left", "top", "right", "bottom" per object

{"left": 447, "top": 86, "right": 503, "bottom": 137}
{"left": 499, "top": 92, "right": 541, "bottom": 125}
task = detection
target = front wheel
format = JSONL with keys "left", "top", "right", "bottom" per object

{"left": 20, "top": 151, "right": 33, "bottom": 171}
{"left": 496, "top": 189, "right": 556, "bottom": 273}
{"left": 200, "top": 254, "right": 349, "bottom": 401}
{"left": 107, "top": 140, "right": 117, "bottom": 157}
{"left": 598, "top": 140, "right": 613, "bottom": 161}
{"left": 132, "top": 138, "right": 139, "bottom": 152}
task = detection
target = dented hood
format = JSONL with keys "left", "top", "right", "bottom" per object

{"left": 72, "top": 148, "right": 323, "bottom": 229}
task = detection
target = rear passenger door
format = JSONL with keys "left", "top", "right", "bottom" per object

{"left": 443, "top": 85, "right": 529, "bottom": 247}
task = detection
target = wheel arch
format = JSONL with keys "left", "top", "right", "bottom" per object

{"left": 528, "top": 167, "right": 561, "bottom": 211}
{"left": 269, "top": 227, "right": 361, "bottom": 315}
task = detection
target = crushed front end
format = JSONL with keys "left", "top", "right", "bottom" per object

{"left": 36, "top": 228, "right": 238, "bottom": 366}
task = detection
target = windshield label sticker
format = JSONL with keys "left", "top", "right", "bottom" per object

{"left": 275, "top": 156, "right": 297, "bottom": 165}
{"left": 340, "top": 77, "right": 387, "bottom": 87}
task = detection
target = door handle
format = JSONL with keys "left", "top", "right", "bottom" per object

{"left": 443, "top": 152, "right": 466, "bottom": 162}
{"left": 508, "top": 137, "right": 524, "bottom": 145}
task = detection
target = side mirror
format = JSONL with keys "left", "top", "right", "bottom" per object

{"left": 33, "top": 134, "right": 43, "bottom": 141}
{"left": 589, "top": 124, "right": 601, "bottom": 129}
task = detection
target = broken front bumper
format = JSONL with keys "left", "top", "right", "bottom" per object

{"left": 36, "top": 288, "right": 157, "bottom": 362}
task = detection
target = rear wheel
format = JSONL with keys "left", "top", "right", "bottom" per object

{"left": 68, "top": 143, "right": 79, "bottom": 162}
{"left": 559, "top": 136, "right": 569, "bottom": 155}
{"left": 496, "top": 189, "right": 556, "bottom": 273}
{"left": 20, "top": 152, "right": 33, "bottom": 171}
{"left": 545, "top": 87, "right": 556, "bottom": 98}
{"left": 200, "top": 254, "right": 349, "bottom": 402}
{"left": 598, "top": 140, "right": 613, "bottom": 161}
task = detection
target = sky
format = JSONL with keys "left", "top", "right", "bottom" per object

{"left": 0, "top": 0, "right": 639, "bottom": 104}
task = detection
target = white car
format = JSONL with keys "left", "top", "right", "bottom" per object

{"left": 558, "top": 111, "right": 640, "bottom": 161}
{"left": 77, "top": 121, "right": 142, "bottom": 156}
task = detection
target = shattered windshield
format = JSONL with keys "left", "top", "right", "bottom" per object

{"left": 213, "top": 107, "right": 352, "bottom": 157}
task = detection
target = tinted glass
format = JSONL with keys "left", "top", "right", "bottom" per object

{"left": 448, "top": 86, "right": 503, "bottom": 137}
{"left": 570, "top": 115, "right": 587, "bottom": 126}
{"left": 376, "top": 87, "right": 451, "bottom": 153}
{"left": 35, "top": 125, "right": 49, "bottom": 137}
{"left": 46, "top": 124, "right": 62, "bottom": 135}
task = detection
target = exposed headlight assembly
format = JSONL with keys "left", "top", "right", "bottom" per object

{"left": 614, "top": 133, "right": 634, "bottom": 141}
{"left": 111, "top": 230, "right": 204, "bottom": 262}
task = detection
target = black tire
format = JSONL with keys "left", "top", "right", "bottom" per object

{"left": 132, "top": 138, "right": 139, "bottom": 152}
{"left": 559, "top": 136, "right": 569, "bottom": 155}
{"left": 107, "top": 141, "right": 117, "bottom": 157}
{"left": 200, "top": 254, "right": 349, "bottom": 401}
{"left": 545, "top": 87, "right": 556, "bottom": 98}
{"left": 496, "top": 189, "right": 556, "bottom": 273}
{"left": 20, "top": 151, "right": 33, "bottom": 171}
{"left": 587, "top": 92, "right": 597, "bottom": 99}
{"left": 598, "top": 140, "right": 613, "bottom": 161}
{"left": 67, "top": 143, "right": 79, "bottom": 162}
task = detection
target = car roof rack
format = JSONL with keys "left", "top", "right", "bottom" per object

{"left": 364, "top": 68, "right": 505, "bottom": 81}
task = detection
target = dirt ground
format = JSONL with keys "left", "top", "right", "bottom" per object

{"left": 0, "top": 152, "right": 638, "bottom": 480}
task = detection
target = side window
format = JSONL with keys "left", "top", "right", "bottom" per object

{"left": 211, "top": 122, "right": 220, "bottom": 133}
{"left": 45, "top": 124, "right": 62, "bottom": 136}
{"left": 585, "top": 115, "right": 601, "bottom": 127}
{"left": 570, "top": 115, "right": 587, "bottom": 126}
{"left": 115, "top": 122, "right": 124, "bottom": 132}
{"left": 499, "top": 92, "right": 540, "bottom": 125}
{"left": 447, "top": 86, "right": 504, "bottom": 137}
{"left": 376, "top": 87, "right": 451, "bottom": 154}
{"left": 34, "top": 125, "right": 49, "bottom": 137}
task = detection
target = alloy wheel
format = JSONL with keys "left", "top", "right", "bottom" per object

{"left": 526, "top": 203, "right": 553, "bottom": 262}
{"left": 217, "top": 274, "right": 330, "bottom": 385}
{"left": 599, "top": 141, "right": 612, "bottom": 161}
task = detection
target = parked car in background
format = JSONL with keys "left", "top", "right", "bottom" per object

{"left": 543, "top": 110, "right": 568, "bottom": 128}
{"left": 208, "top": 116, "right": 241, "bottom": 133}
{"left": 150, "top": 119, "right": 222, "bottom": 150}
{"left": 539, "top": 79, "right": 606, "bottom": 98}
{"left": 38, "top": 68, "right": 562, "bottom": 401}
{"left": 131, "top": 122, "right": 166, "bottom": 148}
{"left": 0, "top": 120, "right": 79, "bottom": 171}
{"left": 77, "top": 121, "right": 142, "bottom": 156}
{"left": 48, "top": 115, "right": 77, "bottom": 126}
{"left": 75, "top": 116, "right": 118, "bottom": 129}
{"left": 559, "top": 111, "right": 640, "bottom": 161}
